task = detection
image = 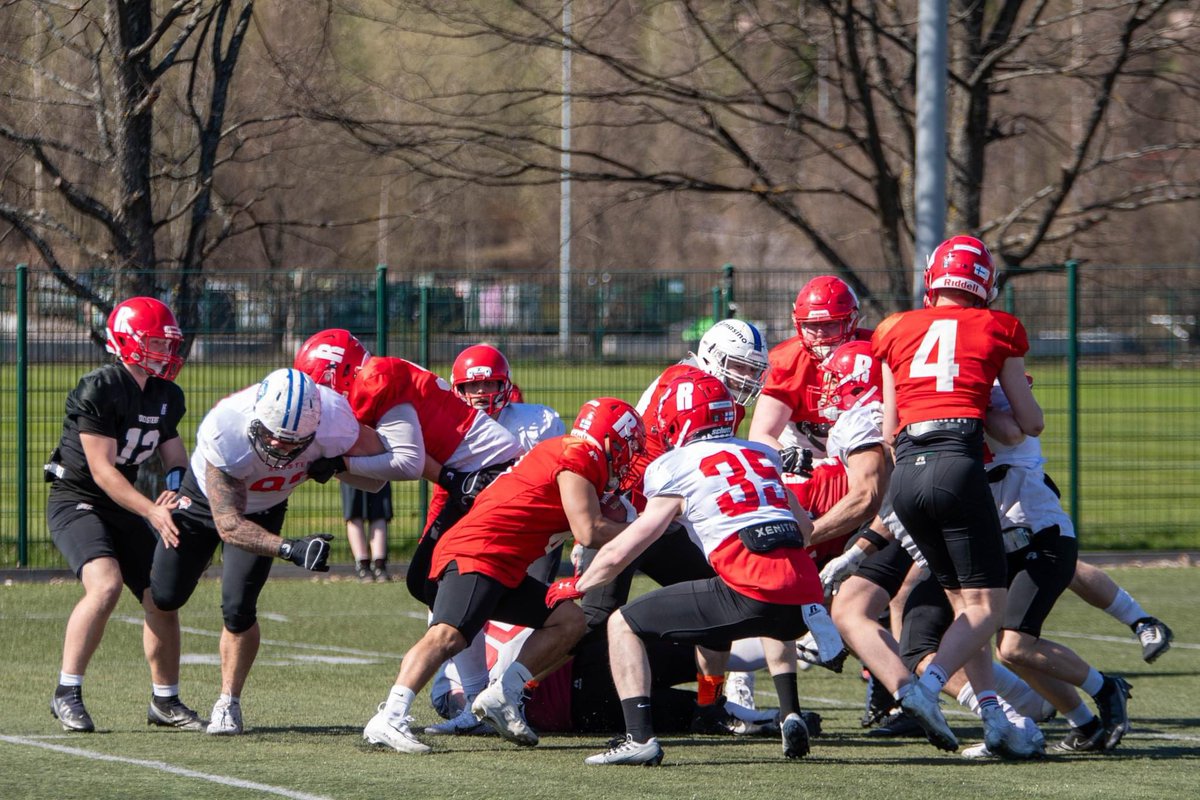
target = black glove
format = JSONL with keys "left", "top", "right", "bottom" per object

{"left": 780, "top": 445, "right": 814, "bottom": 477}
{"left": 279, "top": 534, "right": 334, "bottom": 572}
{"left": 438, "top": 462, "right": 510, "bottom": 509}
{"left": 307, "top": 456, "right": 347, "bottom": 485}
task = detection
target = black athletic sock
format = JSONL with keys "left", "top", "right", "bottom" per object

{"left": 620, "top": 696, "right": 655, "bottom": 743}
{"left": 773, "top": 672, "right": 801, "bottom": 717}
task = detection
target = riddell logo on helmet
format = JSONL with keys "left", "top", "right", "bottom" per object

{"left": 936, "top": 276, "right": 983, "bottom": 293}
{"left": 465, "top": 366, "right": 494, "bottom": 379}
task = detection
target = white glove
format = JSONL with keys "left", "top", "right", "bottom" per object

{"left": 570, "top": 542, "right": 586, "bottom": 575}
{"left": 819, "top": 546, "right": 868, "bottom": 598}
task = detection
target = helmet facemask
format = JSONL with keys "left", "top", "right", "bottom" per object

{"left": 249, "top": 419, "right": 317, "bottom": 468}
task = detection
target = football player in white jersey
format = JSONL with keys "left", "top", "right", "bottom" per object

{"left": 150, "top": 368, "right": 386, "bottom": 735}
{"left": 553, "top": 373, "right": 838, "bottom": 766}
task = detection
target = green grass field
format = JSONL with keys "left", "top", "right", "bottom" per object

{"left": 2, "top": 361, "right": 1198, "bottom": 568}
{"left": 1, "top": 567, "right": 1197, "bottom": 800}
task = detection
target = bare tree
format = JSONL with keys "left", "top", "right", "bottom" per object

{"left": 312, "top": 0, "right": 1200, "bottom": 313}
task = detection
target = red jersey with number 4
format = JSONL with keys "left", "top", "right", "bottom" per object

{"left": 761, "top": 330, "right": 874, "bottom": 428}
{"left": 350, "top": 356, "right": 477, "bottom": 464}
{"left": 430, "top": 436, "right": 609, "bottom": 588}
{"left": 871, "top": 307, "right": 1028, "bottom": 431}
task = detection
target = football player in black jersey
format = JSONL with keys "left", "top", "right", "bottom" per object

{"left": 45, "top": 296, "right": 201, "bottom": 732}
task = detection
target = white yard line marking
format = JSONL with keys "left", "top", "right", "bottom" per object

{"left": 1043, "top": 629, "right": 1200, "bottom": 651}
{"left": 112, "top": 616, "right": 409, "bottom": 660}
{"left": 0, "top": 735, "right": 335, "bottom": 800}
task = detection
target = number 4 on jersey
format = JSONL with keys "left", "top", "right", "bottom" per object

{"left": 910, "top": 319, "right": 960, "bottom": 392}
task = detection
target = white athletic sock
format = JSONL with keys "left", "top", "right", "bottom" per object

{"left": 990, "top": 663, "right": 1048, "bottom": 719}
{"left": 1104, "top": 589, "right": 1149, "bottom": 627}
{"left": 58, "top": 672, "right": 83, "bottom": 687}
{"left": 1080, "top": 668, "right": 1105, "bottom": 697}
{"left": 219, "top": 692, "right": 240, "bottom": 706}
{"left": 500, "top": 661, "right": 534, "bottom": 698}
{"left": 1063, "top": 701, "right": 1096, "bottom": 728}
{"left": 454, "top": 633, "right": 490, "bottom": 703}
{"left": 152, "top": 683, "right": 180, "bottom": 698}
{"left": 385, "top": 685, "right": 416, "bottom": 717}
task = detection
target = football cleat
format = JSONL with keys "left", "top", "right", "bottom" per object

{"left": 980, "top": 704, "right": 1040, "bottom": 760}
{"left": 1093, "top": 675, "right": 1132, "bottom": 750}
{"left": 800, "top": 710, "right": 823, "bottom": 739}
{"left": 206, "top": 698, "right": 244, "bottom": 736}
{"left": 1133, "top": 618, "right": 1173, "bottom": 663}
{"left": 796, "top": 632, "right": 849, "bottom": 673}
{"left": 1053, "top": 718, "right": 1107, "bottom": 752}
{"left": 363, "top": 704, "right": 431, "bottom": 754}
{"left": 865, "top": 710, "right": 924, "bottom": 738}
{"left": 781, "top": 713, "right": 810, "bottom": 759}
{"left": 50, "top": 686, "right": 95, "bottom": 733}
{"left": 423, "top": 707, "right": 492, "bottom": 736}
{"left": 472, "top": 682, "right": 538, "bottom": 746}
{"left": 861, "top": 672, "right": 897, "bottom": 727}
{"left": 724, "top": 671, "right": 757, "bottom": 710}
{"left": 147, "top": 695, "right": 204, "bottom": 730}
{"left": 690, "top": 697, "right": 738, "bottom": 735}
{"left": 899, "top": 683, "right": 958, "bottom": 752}
{"left": 356, "top": 565, "right": 374, "bottom": 583}
{"left": 584, "top": 734, "right": 664, "bottom": 766}
{"left": 372, "top": 565, "right": 391, "bottom": 583}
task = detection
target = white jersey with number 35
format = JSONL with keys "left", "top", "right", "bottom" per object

{"left": 643, "top": 437, "right": 791, "bottom": 559}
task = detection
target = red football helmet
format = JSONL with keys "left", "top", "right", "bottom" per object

{"left": 571, "top": 397, "right": 647, "bottom": 490}
{"left": 105, "top": 296, "right": 184, "bottom": 381}
{"left": 452, "top": 344, "right": 513, "bottom": 417}
{"left": 816, "top": 340, "right": 883, "bottom": 422}
{"left": 657, "top": 373, "right": 737, "bottom": 450}
{"left": 792, "top": 276, "right": 860, "bottom": 359}
{"left": 924, "top": 235, "right": 997, "bottom": 306}
{"left": 293, "top": 329, "right": 371, "bottom": 397}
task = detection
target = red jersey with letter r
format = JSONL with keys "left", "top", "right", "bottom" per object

{"left": 761, "top": 330, "right": 873, "bottom": 431}
{"left": 871, "top": 307, "right": 1028, "bottom": 430}
{"left": 430, "top": 436, "right": 608, "bottom": 588}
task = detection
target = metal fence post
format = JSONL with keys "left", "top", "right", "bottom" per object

{"left": 722, "top": 263, "right": 735, "bottom": 318}
{"left": 16, "top": 264, "right": 28, "bottom": 566}
{"left": 1066, "top": 259, "right": 1079, "bottom": 530}
{"left": 417, "top": 286, "right": 430, "bottom": 534}
{"left": 375, "top": 264, "right": 388, "bottom": 357}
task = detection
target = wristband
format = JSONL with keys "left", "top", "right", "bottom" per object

{"left": 165, "top": 467, "right": 186, "bottom": 492}
{"left": 857, "top": 527, "right": 889, "bottom": 551}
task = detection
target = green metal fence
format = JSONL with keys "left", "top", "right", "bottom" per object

{"left": 2, "top": 262, "right": 1197, "bottom": 568}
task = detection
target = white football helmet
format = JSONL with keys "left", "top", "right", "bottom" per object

{"left": 249, "top": 368, "right": 322, "bottom": 468}
{"left": 694, "top": 319, "right": 769, "bottom": 405}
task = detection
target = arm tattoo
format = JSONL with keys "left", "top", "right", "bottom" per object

{"left": 205, "top": 461, "right": 282, "bottom": 557}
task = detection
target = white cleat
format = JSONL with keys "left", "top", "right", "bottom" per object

{"left": 363, "top": 704, "right": 431, "bottom": 754}
{"left": 471, "top": 682, "right": 538, "bottom": 746}
{"left": 205, "top": 699, "right": 244, "bottom": 736}
{"left": 899, "top": 683, "right": 958, "bottom": 752}
{"left": 724, "top": 671, "right": 757, "bottom": 710}
{"left": 423, "top": 707, "right": 493, "bottom": 736}
{"left": 584, "top": 734, "right": 664, "bottom": 766}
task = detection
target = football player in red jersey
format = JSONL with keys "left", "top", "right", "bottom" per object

{"left": 360, "top": 398, "right": 644, "bottom": 754}
{"left": 871, "top": 234, "right": 1043, "bottom": 759}
{"left": 45, "top": 297, "right": 199, "bottom": 733}
{"left": 567, "top": 374, "right": 837, "bottom": 766}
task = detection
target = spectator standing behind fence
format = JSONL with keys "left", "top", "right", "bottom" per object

{"left": 344, "top": 482, "right": 393, "bottom": 582}
{"left": 44, "top": 297, "right": 202, "bottom": 733}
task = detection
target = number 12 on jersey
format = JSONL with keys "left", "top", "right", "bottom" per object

{"left": 909, "top": 319, "right": 960, "bottom": 392}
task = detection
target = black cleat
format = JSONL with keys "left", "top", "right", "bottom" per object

{"left": 866, "top": 709, "right": 926, "bottom": 738}
{"left": 690, "top": 697, "right": 737, "bottom": 735}
{"left": 148, "top": 695, "right": 204, "bottom": 730}
{"left": 1093, "top": 675, "right": 1132, "bottom": 750}
{"left": 1133, "top": 617, "right": 1173, "bottom": 663}
{"left": 781, "top": 713, "right": 810, "bottom": 759}
{"left": 861, "top": 672, "right": 897, "bottom": 728}
{"left": 1054, "top": 718, "right": 1106, "bottom": 752}
{"left": 51, "top": 686, "right": 95, "bottom": 732}
{"left": 356, "top": 565, "right": 374, "bottom": 583}
{"left": 800, "top": 710, "right": 823, "bottom": 738}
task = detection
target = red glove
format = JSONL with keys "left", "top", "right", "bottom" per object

{"left": 545, "top": 576, "right": 584, "bottom": 608}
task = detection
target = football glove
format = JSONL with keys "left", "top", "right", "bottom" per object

{"left": 780, "top": 446, "right": 814, "bottom": 478}
{"left": 818, "top": 545, "right": 868, "bottom": 598}
{"left": 545, "top": 576, "right": 585, "bottom": 608}
{"left": 438, "top": 462, "right": 509, "bottom": 509}
{"left": 307, "top": 456, "right": 347, "bottom": 485}
{"left": 279, "top": 533, "right": 334, "bottom": 572}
